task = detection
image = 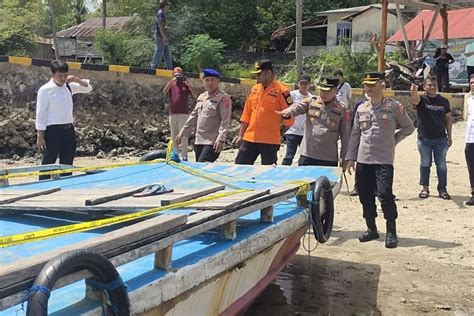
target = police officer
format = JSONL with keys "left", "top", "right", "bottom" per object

{"left": 276, "top": 76, "right": 351, "bottom": 167}
{"left": 345, "top": 71, "right": 415, "bottom": 248}
{"left": 176, "top": 69, "right": 232, "bottom": 162}
{"left": 234, "top": 60, "right": 295, "bottom": 165}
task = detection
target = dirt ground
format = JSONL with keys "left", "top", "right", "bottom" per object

{"left": 249, "top": 121, "right": 474, "bottom": 315}
{"left": 1, "top": 122, "right": 472, "bottom": 315}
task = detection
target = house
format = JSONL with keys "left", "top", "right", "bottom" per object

{"left": 388, "top": 7, "right": 474, "bottom": 86}
{"left": 53, "top": 17, "right": 132, "bottom": 62}
{"left": 271, "top": 4, "right": 416, "bottom": 56}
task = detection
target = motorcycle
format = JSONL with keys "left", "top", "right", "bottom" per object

{"left": 385, "top": 56, "right": 434, "bottom": 90}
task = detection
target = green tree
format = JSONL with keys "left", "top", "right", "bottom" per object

{"left": 0, "top": 5, "right": 38, "bottom": 55}
{"left": 180, "top": 34, "right": 225, "bottom": 72}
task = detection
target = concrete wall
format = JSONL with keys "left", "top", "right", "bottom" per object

{"left": 351, "top": 9, "right": 400, "bottom": 53}
{"left": 0, "top": 62, "right": 251, "bottom": 158}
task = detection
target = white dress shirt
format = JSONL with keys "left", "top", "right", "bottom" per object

{"left": 285, "top": 90, "right": 314, "bottom": 136}
{"left": 336, "top": 81, "right": 352, "bottom": 108}
{"left": 466, "top": 94, "right": 474, "bottom": 143}
{"left": 35, "top": 79, "right": 93, "bottom": 131}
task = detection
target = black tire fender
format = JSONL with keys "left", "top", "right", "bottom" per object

{"left": 139, "top": 149, "right": 167, "bottom": 162}
{"left": 309, "top": 176, "right": 335, "bottom": 243}
{"left": 26, "top": 250, "right": 130, "bottom": 316}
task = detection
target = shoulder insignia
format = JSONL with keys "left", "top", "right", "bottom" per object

{"left": 282, "top": 90, "right": 293, "bottom": 105}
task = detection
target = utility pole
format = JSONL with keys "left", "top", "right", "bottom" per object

{"left": 378, "top": 0, "right": 388, "bottom": 71}
{"left": 296, "top": 0, "right": 303, "bottom": 76}
{"left": 102, "top": 0, "right": 107, "bottom": 28}
{"left": 48, "top": 0, "right": 60, "bottom": 60}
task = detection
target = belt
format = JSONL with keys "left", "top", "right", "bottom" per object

{"left": 47, "top": 123, "right": 73, "bottom": 129}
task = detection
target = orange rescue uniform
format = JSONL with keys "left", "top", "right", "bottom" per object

{"left": 240, "top": 80, "right": 295, "bottom": 145}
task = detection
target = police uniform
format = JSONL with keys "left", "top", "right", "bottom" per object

{"left": 282, "top": 76, "right": 351, "bottom": 166}
{"left": 345, "top": 71, "right": 415, "bottom": 248}
{"left": 179, "top": 69, "right": 232, "bottom": 162}
{"left": 235, "top": 60, "right": 294, "bottom": 165}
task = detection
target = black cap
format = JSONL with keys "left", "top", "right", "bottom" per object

{"left": 317, "top": 76, "right": 339, "bottom": 91}
{"left": 362, "top": 71, "right": 385, "bottom": 84}
{"left": 298, "top": 74, "right": 311, "bottom": 83}
{"left": 251, "top": 60, "right": 273, "bottom": 74}
{"left": 334, "top": 69, "right": 344, "bottom": 77}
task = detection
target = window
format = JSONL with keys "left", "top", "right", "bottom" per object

{"left": 336, "top": 21, "right": 352, "bottom": 45}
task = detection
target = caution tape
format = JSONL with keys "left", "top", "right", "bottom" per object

{"left": 0, "top": 188, "right": 249, "bottom": 248}
{"left": 0, "top": 159, "right": 167, "bottom": 180}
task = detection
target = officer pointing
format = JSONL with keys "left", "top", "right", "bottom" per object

{"left": 345, "top": 71, "right": 415, "bottom": 248}
{"left": 276, "top": 76, "right": 351, "bottom": 167}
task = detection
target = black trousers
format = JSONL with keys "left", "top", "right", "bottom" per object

{"left": 194, "top": 144, "right": 219, "bottom": 163}
{"left": 468, "top": 66, "right": 474, "bottom": 82}
{"left": 282, "top": 134, "right": 303, "bottom": 166}
{"left": 40, "top": 124, "right": 76, "bottom": 180}
{"left": 466, "top": 143, "right": 474, "bottom": 191}
{"left": 436, "top": 69, "right": 450, "bottom": 92}
{"left": 298, "top": 155, "right": 338, "bottom": 167}
{"left": 235, "top": 140, "right": 279, "bottom": 165}
{"left": 356, "top": 163, "right": 397, "bottom": 221}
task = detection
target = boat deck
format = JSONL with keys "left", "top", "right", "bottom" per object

{"left": 0, "top": 161, "right": 340, "bottom": 315}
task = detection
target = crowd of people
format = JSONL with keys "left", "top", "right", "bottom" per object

{"left": 34, "top": 55, "right": 474, "bottom": 250}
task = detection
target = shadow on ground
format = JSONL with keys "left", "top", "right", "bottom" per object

{"left": 246, "top": 255, "right": 382, "bottom": 315}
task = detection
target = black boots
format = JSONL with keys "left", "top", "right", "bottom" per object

{"left": 359, "top": 218, "right": 379, "bottom": 242}
{"left": 385, "top": 221, "right": 398, "bottom": 248}
{"left": 359, "top": 218, "right": 398, "bottom": 248}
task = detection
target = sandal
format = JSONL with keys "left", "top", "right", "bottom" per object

{"left": 418, "top": 189, "right": 430, "bottom": 199}
{"left": 439, "top": 191, "right": 451, "bottom": 200}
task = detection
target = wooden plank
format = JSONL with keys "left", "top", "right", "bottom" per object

{"left": 0, "top": 184, "right": 304, "bottom": 308}
{"left": 0, "top": 214, "right": 188, "bottom": 301}
{"left": 184, "top": 189, "right": 270, "bottom": 210}
{"left": 260, "top": 206, "right": 274, "bottom": 223}
{"left": 160, "top": 185, "right": 225, "bottom": 206}
{"left": 220, "top": 220, "right": 236, "bottom": 240}
{"left": 154, "top": 245, "right": 173, "bottom": 271}
{"left": 85, "top": 185, "right": 149, "bottom": 206}
{"left": 0, "top": 187, "right": 61, "bottom": 205}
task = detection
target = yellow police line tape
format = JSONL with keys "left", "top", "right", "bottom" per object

{"left": 0, "top": 159, "right": 168, "bottom": 180}
{"left": 0, "top": 188, "right": 249, "bottom": 248}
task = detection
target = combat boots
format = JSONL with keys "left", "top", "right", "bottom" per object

{"left": 359, "top": 218, "right": 380, "bottom": 242}
{"left": 385, "top": 221, "right": 398, "bottom": 248}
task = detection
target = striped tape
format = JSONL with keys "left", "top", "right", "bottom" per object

{"left": 0, "top": 188, "right": 249, "bottom": 248}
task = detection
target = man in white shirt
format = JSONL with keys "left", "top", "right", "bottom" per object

{"left": 334, "top": 69, "right": 352, "bottom": 108}
{"left": 281, "top": 74, "right": 313, "bottom": 165}
{"left": 465, "top": 74, "right": 474, "bottom": 205}
{"left": 36, "top": 60, "right": 93, "bottom": 179}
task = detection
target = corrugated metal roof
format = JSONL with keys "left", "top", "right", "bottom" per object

{"left": 388, "top": 7, "right": 474, "bottom": 41}
{"left": 55, "top": 17, "right": 133, "bottom": 38}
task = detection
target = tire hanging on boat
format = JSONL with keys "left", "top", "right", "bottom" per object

{"left": 309, "top": 176, "right": 334, "bottom": 243}
{"left": 139, "top": 150, "right": 167, "bottom": 162}
{"left": 26, "top": 250, "right": 130, "bottom": 316}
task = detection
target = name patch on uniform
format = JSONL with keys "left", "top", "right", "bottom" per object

{"left": 282, "top": 91, "right": 293, "bottom": 105}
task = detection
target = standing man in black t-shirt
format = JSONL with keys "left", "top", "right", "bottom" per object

{"left": 434, "top": 45, "right": 455, "bottom": 92}
{"left": 410, "top": 76, "right": 453, "bottom": 200}
{"left": 150, "top": 1, "right": 172, "bottom": 70}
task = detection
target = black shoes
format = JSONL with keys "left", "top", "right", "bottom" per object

{"left": 466, "top": 195, "right": 474, "bottom": 206}
{"left": 359, "top": 219, "right": 398, "bottom": 248}
{"left": 359, "top": 229, "right": 380, "bottom": 242}
{"left": 350, "top": 187, "right": 359, "bottom": 196}
{"left": 385, "top": 221, "right": 398, "bottom": 248}
{"left": 359, "top": 218, "right": 379, "bottom": 242}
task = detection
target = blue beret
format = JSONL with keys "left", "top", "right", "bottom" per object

{"left": 202, "top": 68, "right": 220, "bottom": 78}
